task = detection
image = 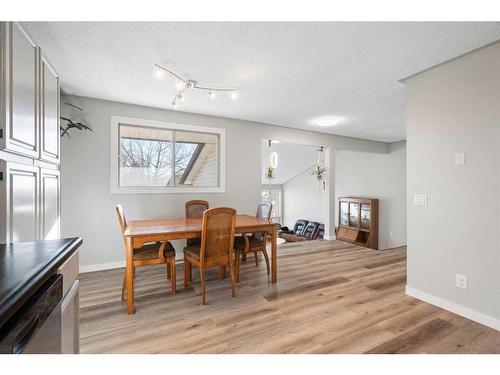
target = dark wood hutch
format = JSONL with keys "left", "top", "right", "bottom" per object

{"left": 337, "top": 197, "right": 378, "bottom": 250}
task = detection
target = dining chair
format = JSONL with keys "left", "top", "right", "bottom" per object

{"left": 234, "top": 201, "right": 272, "bottom": 282}
{"left": 183, "top": 207, "right": 237, "bottom": 305}
{"left": 186, "top": 199, "right": 230, "bottom": 282}
{"left": 185, "top": 200, "right": 209, "bottom": 247}
{"left": 116, "top": 204, "right": 177, "bottom": 300}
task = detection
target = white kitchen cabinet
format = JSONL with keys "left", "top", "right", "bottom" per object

{"left": 40, "top": 53, "right": 60, "bottom": 164}
{"left": 0, "top": 21, "right": 62, "bottom": 244}
{"left": 0, "top": 163, "right": 61, "bottom": 243}
{"left": 0, "top": 161, "right": 39, "bottom": 243}
{"left": 40, "top": 168, "right": 60, "bottom": 240}
{"left": 0, "top": 22, "right": 39, "bottom": 158}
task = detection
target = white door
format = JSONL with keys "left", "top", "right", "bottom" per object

{"left": 1, "top": 22, "right": 39, "bottom": 158}
{"left": 40, "top": 53, "right": 60, "bottom": 164}
{"left": 0, "top": 161, "right": 39, "bottom": 242}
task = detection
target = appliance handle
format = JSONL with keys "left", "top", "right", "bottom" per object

{"left": 61, "top": 280, "right": 79, "bottom": 313}
{"left": 12, "top": 313, "right": 40, "bottom": 354}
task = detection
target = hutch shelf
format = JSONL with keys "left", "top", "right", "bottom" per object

{"left": 337, "top": 197, "right": 378, "bottom": 250}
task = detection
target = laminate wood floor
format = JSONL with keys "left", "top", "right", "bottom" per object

{"left": 79, "top": 240, "right": 500, "bottom": 353}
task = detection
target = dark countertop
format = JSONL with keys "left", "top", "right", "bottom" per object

{"left": 0, "top": 238, "right": 82, "bottom": 328}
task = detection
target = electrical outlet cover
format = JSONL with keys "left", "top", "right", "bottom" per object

{"left": 456, "top": 274, "right": 468, "bottom": 290}
{"left": 455, "top": 152, "right": 466, "bottom": 166}
{"left": 414, "top": 194, "right": 428, "bottom": 206}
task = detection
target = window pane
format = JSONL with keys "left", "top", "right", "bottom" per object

{"left": 119, "top": 124, "right": 173, "bottom": 186}
{"left": 175, "top": 131, "right": 218, "bottom": 187}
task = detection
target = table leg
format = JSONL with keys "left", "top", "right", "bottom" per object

{"left": 271, "top": 226, "right": 277, "bottom": 283}
{"left": 235, "top": 248, "right": 240, "bottom": 283}
{"left": 125, "top": 236, "right": 135, "bottom": 314}
{"left": 219, "top": 265, "right": 226, "bottom": 280}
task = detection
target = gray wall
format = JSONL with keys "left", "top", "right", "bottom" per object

{"left": 61, "top": 95, "right": 389, "bottom": 270}
{"left": 283, "top": 167, "right": 326, "bottom": 228}
{"left": 261, "top": 140, "right": 317, "bottom": 184}
{"left": 335, "top": 141, "right": 407, "bottom": 250}
{"left": 405, "top": 42, "right": 500, "bottom": 327}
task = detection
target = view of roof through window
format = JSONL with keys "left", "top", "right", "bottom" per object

{"left": 119, "top": 124, "right": 218, "bottom": 187}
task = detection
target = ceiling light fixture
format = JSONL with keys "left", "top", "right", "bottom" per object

{"left": 312, "top": 116, "right": 344, "bottom": 127}
{"left": 154, "top": 63, "right": 239, "bottom": 107}
{"left": 175, "top": 81, "right": 185, "bottom": 90}
{"left": 155, "top": 70, "right": 166, "bottom": 79}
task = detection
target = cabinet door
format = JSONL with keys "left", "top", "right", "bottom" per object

{"left": 40, "top": 53, "right": 60, "bottom": 163}
{"left": 0, "top": 161, "right": 39, "bottom": 242}
{"left": 360, "top": 203, "right": 371, "bottom": 229}
{"left": 339, "top": 201, "right": 349, "bottom": 226}
{"left": 1, "top": 22, "right": 39, "bottom": 158}
{"left": 348, "top": 202, "right": 359, "bottom": 227}
{"left": 40, "top": 168, "right": 60, "bottom": 239}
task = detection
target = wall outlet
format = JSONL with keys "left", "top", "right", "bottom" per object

{"left": 455, "top": 152, "right": 466, "bottom": 166}
{"left": 389, "top": 231, "right": 394, "bottom": 237}
{"left": 414, "top": 194, "right": 428, "bottom": 206}
{"left": 456, "top": 274, "right": 468, "bottom": 290}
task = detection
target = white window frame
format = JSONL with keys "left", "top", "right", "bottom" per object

{"left": 110, "top": 115, "right": 225, "bottom": 194}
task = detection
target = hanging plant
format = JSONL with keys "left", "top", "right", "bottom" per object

{"left": 60, "top": 102, "right": 92, "bottom": 139}
{"left": 310, "top": 164, "right": 327, "bottom": 180}
{"left": 265, "top": 167, "right": 275, "bottom": 180}
{"left": 60, "top": 117, "right": 92, "bottom": 139}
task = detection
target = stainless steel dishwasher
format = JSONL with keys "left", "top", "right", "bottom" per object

{"left": 0, "top": 274, "right": 63, "bottom": 354}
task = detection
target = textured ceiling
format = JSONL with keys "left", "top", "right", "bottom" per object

{"left": 21, "top": 22, "right": 500, "bottom": 142}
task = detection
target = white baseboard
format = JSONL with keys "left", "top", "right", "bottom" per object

{"left": 386, "top": 239, "right": 407, "bottom": 249}
{"left": 79, "top": 260, "right": 125, "bottom": 273}
{"left": 406, "top": 286, "right": 500, "bottom": 331}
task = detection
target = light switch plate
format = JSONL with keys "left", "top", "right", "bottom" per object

{"left": 455, "top": 152, "right": 466, "bottom": 166}
{"left": 414, "top": 194, "right": 428, "bottom": 206}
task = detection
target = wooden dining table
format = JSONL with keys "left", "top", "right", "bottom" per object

{"left": 122, "top": 214, "right": 278, "bottom": 314}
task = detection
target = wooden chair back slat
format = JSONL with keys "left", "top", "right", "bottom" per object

{"left": 256, "top": 201, "right": 272, "bottom": 220}
{"left": 200, "top": 207, "right": 236, "bottom": 261}
{"left": 116, "top": 204, "right": 127, "bottom": 234}
{"left": 254, "top": 201, "right": 272, "bottom": 241}
{"left": 185, "top": 200, "right": 209, "bottom": 219}
{"left": 185, "top": 200, "right": 209, "bottom": 246}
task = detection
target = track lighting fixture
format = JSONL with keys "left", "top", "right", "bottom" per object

{"left": 155, "top": 63, "right": 239, "bottom": 107}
